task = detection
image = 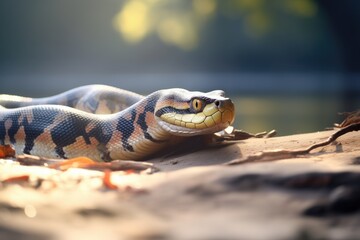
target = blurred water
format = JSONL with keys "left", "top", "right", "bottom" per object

{"left": 233, "top": 95, "right": 343, "bottom": 135}
{"left": 0, "top": 72, "right": 359, "bottom": 135}
{"left": 1, "top": 72, "right": 354, "bottom": 94}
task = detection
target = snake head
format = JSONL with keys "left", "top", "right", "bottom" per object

{"left": 154, "top": 89, "right": 235, "bottom": 136}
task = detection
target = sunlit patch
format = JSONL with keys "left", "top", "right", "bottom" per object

{"left": 113, "top": 0, "right": 150, "bottom": 43}
{"left": 193, "top": 0, "right": 216, "bottom": 17}
{"left": 285, "top": 0, "right": 317, "bottom": 17}
{"left": 113, "top": 0, "right": 318, "bottom": 50}
{"left": 157, "top": 15, "right": 198, "bottom": 50}
{"left": 113, "top": 0, "right": 204, "bottom": 50}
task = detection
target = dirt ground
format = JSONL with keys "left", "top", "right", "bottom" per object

{"left": 0, "top": 129, "right": 359, "bottom": 240}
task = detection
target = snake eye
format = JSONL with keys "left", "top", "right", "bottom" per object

{"left": 191, "top": 98, "right": 203, "bottom": 112}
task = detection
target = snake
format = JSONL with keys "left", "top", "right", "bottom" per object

{"left": 0, "top": 84, "right": 235, "bottom": 161}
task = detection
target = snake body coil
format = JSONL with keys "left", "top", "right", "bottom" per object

{"left": 0, "top": 85, "right": 235, "bottom": 161}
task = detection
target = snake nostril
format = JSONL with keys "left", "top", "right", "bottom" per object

{"left": 215, "top": 100, "right": 220, "bottom": 107}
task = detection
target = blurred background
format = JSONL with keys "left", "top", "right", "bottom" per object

{"left": 0, "top": 0, "right": 359, "bottom": 135}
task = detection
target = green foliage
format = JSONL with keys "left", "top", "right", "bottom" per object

{"left": 114, "top": 0, "right": 317, "bottom": 50}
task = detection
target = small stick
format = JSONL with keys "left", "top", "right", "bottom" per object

{"left": 16, "top": 154, "right": 65, "bottom": 166}
{"left": 15, "top": 154, "right": 158, "bottom": 173}
{"left": 226, "top": 123, "right": 360, "bottom": 166}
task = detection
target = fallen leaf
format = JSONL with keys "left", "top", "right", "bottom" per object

{"left": 49, "top": 157, "right": 96, "bottom": 170}
{"left": 103, "top": 170, "right": 118, "bottom": 190}
{"left": 0, "top": 145, "right": 15, "bottom": 158}
{"left": 2, "top": 175, "right": 30, "bottom": 184}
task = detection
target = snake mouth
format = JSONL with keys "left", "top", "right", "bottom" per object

{"left": 157, "top": 99, "right": 235, "bottom": 136}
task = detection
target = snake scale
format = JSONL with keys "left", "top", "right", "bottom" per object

{"left": 0, "top": 85, "right": 235, "bottom": 161}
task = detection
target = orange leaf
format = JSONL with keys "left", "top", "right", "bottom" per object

{"left": 0, "top": 145, "right": 15, "bottom": 158}
{"left": 103, "top": 170, "right": 118, "bottom": 190}
{"left": 49, "top": 157, "right": 96, "bottom": 171}
{"left": 2, "top": 175, "right": 30, "bottom": 184}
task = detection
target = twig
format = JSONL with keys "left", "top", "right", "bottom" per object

{"left": 16, "top": 154, "right": 64, "bottom": 166}
{"left": 15, "top": 155, "right": 158, "bottom": 173}
{"left": 226, "top": 123, "right": 360, "bottom": 166}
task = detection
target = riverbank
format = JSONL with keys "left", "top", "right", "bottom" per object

{"left": 0, "top": 129, "right": 359, "bottom": 240}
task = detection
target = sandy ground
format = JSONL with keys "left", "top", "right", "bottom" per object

{"left": 0, "top": 129, "right": 359, "bottom": 240}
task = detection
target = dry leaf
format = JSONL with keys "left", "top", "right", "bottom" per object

{"left": 0, "top": 145, "right": 15, "bottom": 158}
